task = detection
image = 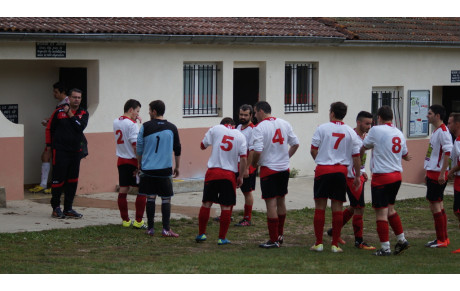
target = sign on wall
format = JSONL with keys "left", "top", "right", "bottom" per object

{"left": 36, "top": 42, "right": 66, "bottom": 58}
{"left": 452, "top": 70, "right": 460, "bottom": 83}
{"left": 408, "top": 90, "right": 430, "bottom": 137}
{"left": 0, "top": 104, "right": 19, "bottom": 124}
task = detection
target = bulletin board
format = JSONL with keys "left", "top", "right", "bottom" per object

{"left": 408, "top": 90, "right": 430, "bottom": 137}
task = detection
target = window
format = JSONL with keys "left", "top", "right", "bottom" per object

{"left": 285, "top": 63, "right": 316, "bottom": 112}
{"left": 183, "top": 64, "right": 219, "bottom": 116}
{"left": 372, "top": 87, "right": 403, "bottom": 130}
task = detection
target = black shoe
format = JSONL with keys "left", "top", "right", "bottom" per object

{"left": 326, "top": 228, "right": 333, "bottom": 237}
{"left": 373, "top": 248, "right": 392, "bottom": 256}
{"left": 278, "top": 235, "right": 284, "bottom": 245}
{"left": 425, "top": 239, "right": 437, "bottom": 247}
{"left": 234, "top": 219, "right": 252, "bottom": 226}
{"left": 259, "top": 240, "right": 280, "bottom": 248}
{"left": 51, "top": 207, "right": 65, "bottom": 219}
{"left": 394, "top": 240, "right": 410, "bottom": 255}
{"left": 63, "top": 209, "right": 83, "bottom": 219}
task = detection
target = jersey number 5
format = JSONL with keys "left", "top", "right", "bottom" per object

{"left": 116, "top": 130, "right": 124, "bottom": 144}
{"left": 332, "top": 132, "right": 345, "bottom": 149}
{"left": 220, "top": 135, "right": 234, "bottom": 151}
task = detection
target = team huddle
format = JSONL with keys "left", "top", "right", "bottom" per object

{"left": 111, "top": 98, "right": 460, "bottom": 255}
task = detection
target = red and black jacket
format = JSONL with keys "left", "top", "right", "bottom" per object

{"left": 46, "top": 105, "right": 89, "bottom": 152}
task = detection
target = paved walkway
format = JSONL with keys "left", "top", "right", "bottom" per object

{"left": 0, "top": 176, "right": 447, "bottom": 233}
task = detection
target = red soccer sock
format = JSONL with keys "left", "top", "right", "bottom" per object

{"left": 267, "top": 217, "right": 279, "bottom": 243}
{"left": 219, "top": 209, "right": 232, "bottom": 239}
{"left": 388, "top": 212, "right": 404, "bottom": 236}
{"left": 198, "top": 206, "right": 211, "bottom": 235}
{"left": 352, "top": 214, "right": 363, "bottom": 239}
{"left": 332, "top": 211, "right": 343, "bottom": 247}
{"left": 342, "top": 208, "right": 353, "bottom": 226}
{"left": 433, "top": 211, "right": 445, "bottom": 241}
{"left": 376, "top": 220, "right": 390, "bottom": 242}
{"left": 278, "top": 214, "right": 286, "bottom": 236}
{"left": 135, "top": 195, "right": 147, "bottom": 223}
{"left": 441, "top": 208, "right": 448, "bottom": 240}
{"left": 243, "top": 204, "right": 253, "bottom": 221}
{"left": 117, "top": 193, "right": 129, "bottom": 221}
{"left": 314, "top": 209, "right": 326, "bottom": 245}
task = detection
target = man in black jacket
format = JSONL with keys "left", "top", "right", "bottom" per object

{"left": 46, "top": 88, "right": 89, "bottom": 219}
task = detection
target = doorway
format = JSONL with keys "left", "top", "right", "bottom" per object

{"left": 59, "top": 68, "right": 87, "bottom": 109}
{"left": 233, "top": 68, "right": 259, "bottom": 125}
{"left": 441, "top": 86, "right": 460, "bottom": 124}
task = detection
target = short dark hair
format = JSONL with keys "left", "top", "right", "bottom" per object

{"left": 69, "top": 88, "right": 82, "bottom": 96}
{"left": 450, "top": 112, "right": 460, "bottom": 124}
{"left": 124, "top": 99, "right": 141, "bottom": 113}
{"left": 356, "top": 111, "right": 373, "bottom": 121}
{"left": 239, "top": 104, "right": 253, "bottom": 115}
{"left": 254, "top": 101, "right": 271, "bottom": 114}
{"left": 429, "top": 104, "right": 446, "bottom": 121}
{"left": 53, "top": 82, "right": 66, "bottom": 94}
{"left": 149, "top": 100, "right": 165, "bottom": 116}
{"left": 330, "top": 102, "right": 347, "bottom": 120}
{"left": 377, "top": 105, "right": 393, "bottom": 122}
{"left": 220, "top": 117, "right": 235, "bottom": 126}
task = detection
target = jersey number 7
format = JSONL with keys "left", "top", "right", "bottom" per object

{"left": 332, "top": 132, "right": 345, "bottom": 149}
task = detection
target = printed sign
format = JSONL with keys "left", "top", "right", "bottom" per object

{"left": 408, "top": 90, "right": 429, "bottom": 137}
{"left": 36, "top": 42, "right": 66, "bottom": 58}
{"left": 452, "top": 70, "right": 460, "bottom": 83}
{"left": 0, "top": 104, "right": 19, "bottom": 124}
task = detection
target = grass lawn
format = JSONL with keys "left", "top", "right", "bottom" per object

{"left": 1, "top": 196, "right": 459, "bottom": 274}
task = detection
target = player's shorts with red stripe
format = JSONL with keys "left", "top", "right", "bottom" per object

{"left": 425, "top": 171, "right": 448, "bottom": 202}
{"left": 346, "top": 175, "right": 365, "bottom": 208}
{"left": 371, "top": 172, "right": 402, "bottom": 208}
{"left": 314, "top": 165, "right": 347, "bottom": 202}
{"left": 260, "top": 167, "right": 289, "bottom": 200}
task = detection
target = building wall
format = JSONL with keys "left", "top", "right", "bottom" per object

{"left": 1, "top": 40, "right": 460, "bottom": 199}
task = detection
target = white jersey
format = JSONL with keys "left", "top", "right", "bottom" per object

{"left": 58, "top": 96, "right": 70, "bottom": 106}
{"left": 311, "top": 121, "right": 362, "bottom": 166}
{"left": 362, "top": 123, "right": 408, "bottom": 174}
{"left": 113, "top": 116, "right": 139, "bottom": 159}
{"left": 236, "top": 123, "right": 255, "bottom": 151}
{"left": 201, "top": 124, "right": 247, "bottom": 173}
{"left": 252, "top": 117, "right": 299, "bottom": 171}
{"left": 452, "top": 137, "right": 460, "bottom": 177}
{"left": 424, "top": 124, "right": 453, "bottom": 172}
{"left": 347, "top": 131, "right": 367, "bottom": 178}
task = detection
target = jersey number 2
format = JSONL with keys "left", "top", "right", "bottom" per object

{"left": 116, "top": 130, "right": 124, "bottom": 144}
{"left": 220, "top": 135, "right": 234, "bottom": 151}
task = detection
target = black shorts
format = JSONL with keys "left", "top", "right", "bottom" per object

{"left": 260, "top": 170, "right": 289, "bottom": 200}
{"left": 138, "top": 175, "right": 173, "bottom": 198}
{"left": 314, "top": 172, "right": 347, "bottom": 202}
{"left": 239, "top": 170, "right": 257, "bottom": 193}
{"left": 425, "top": 177, "right": 446, "bottom": 203}
{"left": 454, "top": 190, "right": 460, "bottom": 214}
{"left": 371, "top": 181, "right": 401, "bottom": 209}
{"left": 118, "top": 164, "right": 138, "bottom": 187}
{"left": 203, "top": 179, "right": 236, "bottom": 206}
{"left": 346, "top": 178, "right": 365, "bottom": 208}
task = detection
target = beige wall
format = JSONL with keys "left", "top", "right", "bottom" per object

{"left": 2, "top": 40, "right": 460, "bottom": 199}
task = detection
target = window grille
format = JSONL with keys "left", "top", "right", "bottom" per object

{"left": 183, "top": 64, "right": 219, "bottom": 116}
{"left": 372, "top": 89, "right": 403, "bottom": 130}
{"left": 285, "top": 63, "right": 316, "bottom": 112}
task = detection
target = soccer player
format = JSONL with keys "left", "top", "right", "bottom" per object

{"left": 196, "top": 117, "right": 247, "bottom": 245}
{"left": 48, "top": 88, "right": 88, "bottom": 219}
{"left": 29, "top": 82, "right": 69, "bottom": 194}
{"left": 251, "top": 101, "right": 299, "bottom": 248}
{"left": 235, "top": 104, "right": 257, "bottom": 227}
{"left": 447, "top": 112, "right": 460, "bottom": 254}
{"left": 310, "top": 102, "right": 362, "bottom": 253}
{"left": 137, "top": 100, "right": 181, "bottom": 237}
{"left": 326, "top": 111, "right": 376, "bottom": 250}
{"left": 113, "top": 99, "right": 148, "bottom": 229}
{"left": 424, "top": 104, "right": 452, "bottom": 248}
{"left": 361, "top": 105, "right": 411, "bottom": 256}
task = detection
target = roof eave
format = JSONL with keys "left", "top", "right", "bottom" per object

{"left": 341, "top": 39, "right": 460, "bottom": 48}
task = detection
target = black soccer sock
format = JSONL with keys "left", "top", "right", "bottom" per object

{"left": 161, "top": 198, "right": 171, "bottom": 231}
{"left": 146, "top": 196, "right": 156, "bottom": 229}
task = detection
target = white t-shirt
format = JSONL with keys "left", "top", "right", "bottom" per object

{"left": 362, "top": 123, "right": 408, "bottom": 174}
{"left": 236, "top": 123, "right": 255, "bottom": 151}
{"left": 113, "top": 116, "right": 139, "bottom": 159}
{"left": 311, "top": 121, "right": 362, "bottom": 166}
{"left": 252, "top": 117, "right": 299, "bottom": 171}
{"left": 451, "top": 137, "right": 460, "bottom": 176}
{"left": 201, "top": 124, "right": 247, "bottom": 173}
{"left": 424, "top": 124, "right": 453, "bottom": 172}
{"left": 347, "top": 131, "right": 367, "bottom": 178}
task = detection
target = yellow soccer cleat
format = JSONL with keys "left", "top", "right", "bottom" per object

{"left": 310, "top": 243, "right": 324, "bottom": 252}
{"left": 122, "top": 220, "right": 132, "bottom": 227}
{"left": 44, "top": 188, "right": 51, "bottom": 194}
{"left": 29, "top": 185, "right": 45, "bottom": 193}
{"left": 133, "top": 220, "right": 148, "bottom": 229}
{"left": 331, "top": 245, "right": 344, "bottom": 253}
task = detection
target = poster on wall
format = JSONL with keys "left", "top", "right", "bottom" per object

{"left": 408, "top": 90, "right": 430, "bottom": 137}
{"left": 0, "top": 104, "right": 18, "bottom": 124}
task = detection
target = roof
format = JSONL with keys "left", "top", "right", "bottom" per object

{"left": 1, "top": 17, "right": 460, "bottom": 44}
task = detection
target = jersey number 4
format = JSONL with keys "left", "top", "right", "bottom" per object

{"left": 272, "top": 128, "right": 285, "bottom": 144}
{"left": 220, "top": 135, "right": 234, "bottom": 151}
{"left": 116, "top": 130, "right": 124, "bottom": 144}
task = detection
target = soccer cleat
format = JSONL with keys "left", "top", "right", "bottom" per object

{"left": 133, "top": 220, "right": 148, "bottom": 229}
{"left": 145, "top": 228, "right": 155, "bottom": 236}
{"left": 310, "top": 243, "right": 324, "bottom": 252}
{"left": 331, "top": 245, "right": 343, "bottom": 253}
{"left": 235, "top": 219, "right": 252, "bottom": 226}
{"left": 195, "top": 234, "right": 207, "bottom": 242}
{"left": 29, "top": 185, "right": 45, "bottom": 193}
{"left": 425, "top": 239, "right": 437, "bottom": 247}
{"left": 51, "top": 207, "right": 65, "bottom": 219}
{"left": 452, "top": 248, "right": 460, "bottom": 254}
{"left": 355, "top": 241, "right": 376, "bottom": 250}
{"left": 325, "top": 228, "right": 345, "bottom": 244}
{"left": 326, "top": 228, "right": 333, "bottom": 236}
{"left": 63, "top": 209, "right": 83, "bottom": 219}
{"left": 122, "top": 220, "right": 132, "bottom": 227}
{"left": 162, "top": 229, "right": 179, "bottom": 237}
{"left": 218, "top": 238, "right": 231, "bottom": 245}
{"left": 338, "top": 237, "right": 346, "bottom": 245}
{"left": 374, "top": 248, "right": 392, "bottom": 256}
{"left": 43, "top": 188, "right": 51, "bottom": 194}
{"left": 259, "top": 240, "right": 280, "bottom": 248}
{"left": 278, "top": 235, "right": 284, "bottom": 245}
{"left": 394, "top": 240, "right": 410, "bottom": 255}
{"left": 430, "top": 240, "right": 448, "bottom": 248}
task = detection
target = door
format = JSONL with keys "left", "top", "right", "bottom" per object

{"left": 233, "top": 68, "right": 259, "bottom": 125}
{"left": 59, "top": 68, "right": 87, "bottom": 109}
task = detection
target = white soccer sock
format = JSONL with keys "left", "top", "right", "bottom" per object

{"left": 381, "top": 241, "right": 390, "bottom": 250}
{"left": 396, "top": 233, "right": 406, "bottom": 243}
{"left": 40, "top": 162, "right": 51, "bottom": 188}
